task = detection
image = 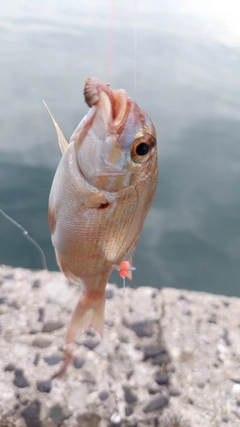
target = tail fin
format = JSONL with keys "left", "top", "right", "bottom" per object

{"left": 65, "top": 290, "right": 105, "bottom": 346}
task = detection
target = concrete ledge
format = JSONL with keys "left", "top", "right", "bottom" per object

{"left": 0, "top": 265, "right": 239, "bottom": 426}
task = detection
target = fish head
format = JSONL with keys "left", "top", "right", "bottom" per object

{"left": 72, "top": 77, "right": 157, "bottom": 192}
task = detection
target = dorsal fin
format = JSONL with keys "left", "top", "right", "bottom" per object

{"left": 42, "top": 100, "right": 69, "bottom": 154}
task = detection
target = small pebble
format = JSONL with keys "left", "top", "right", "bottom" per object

{"left": 4, "top": 328, "right": 13, "bottom": 342}
{"left": 44, "top": 355, "right": 64, "bottom": 365}
{"left": 232, "top": 384, "right": 240, "bottom": 397}
{"left": 50, "top": 405, "right": 69, "bottom": 421}
{"left": 32, "top": 337, "right": 52, "bottom": 348}
{"left": 131, "top": 321, "right": 154, "bottom": 338}
{"left": 38, "top": 307, "right": 45, "bottom": 322}
{"left": 217, "top": 343, "right": 228, "bottom": 363}
{"left": 143, "top": 346, "right": 166, "bottom": 360}
{"left": 208, "top": 316, "right": 217, "bottom": 324}
{"left": 178, "top": 295, "right": 188, "bottom": 301}
{"left": 197, "top": 382, "right": 205, "bottom": 389}
{"left": 9, "top": 300, "right": 20, "bottom": 309}
{"left": 0, "top": 297, "right": 6, "bottom": 304}
{"left": 3, "top": 273, "right": 14, "bottom": 279}
{"left": 85, "top": 329, "right": 95, "bottom": 337}
{"left": 223, "top": 301, "right": 230, "bottom": 307}
{"left": 106, "top": 320, "right": 114, "bottom": 327}
{"left": 155, "top": 372, "right": 169, "bottom": 385}
{"left": 182, "top": 309, "right": 191, "bottom": 316}
{"left": 37, "top": 380, "right": 52, "bottom": 393}
{"left": 4, "top": 363, "right": 15, "bottom": 372}
{"left": 148, "top": 383, "right": 160, "bottom": 394}
{"left": 151, "top": 353, "right": 169, "bottom": 366}
{"left": 29, "top": 328, "right": 39, "bottom": 335}
{"left": 42, "top": 321, "right": 64, "bottom": 333}
{"left": 32, "top": 280, "right": 41, "bottom": 288}
{"left": 237, "top": 400, "right": 240, "bottom": 407}
{"left": 120, "top": 334, "right": 129, "bottom": 343}
{"left": 143, "top": 395, "right": 169, "bottom": 413}
{"left": 169, "top": 388, "right": 181, "bottom": 397}
{"left": 125, "top": 405, "right": 133, "bottom": 416}
{"left": 33, "top": 354, "right": 40, "bottom": 367}
{"left": 74, "top": 358, "right": 85, "bottom": 369}
{"left": 99, "top": 391, "right": 109, "bottom": 401}
{"left": 110, "top": 413, "right": 122, "bottom": 426}
{"left": 123, "top": 386, "right": 138, "bottom": 404}
{"left": 14, "top": 369, "right": 30, "bottom": 388}
{"left": 222, "top": 416, "right": 229, "bottom": 423}
{"left": 230, "top": 377, "right": 240, "bottom": 384}
{"left": 106, "top": 288, "right": 114, "bottom": 299}
{"left": 21, "top": 400, "right": 41, "bottom": 427}
{"left": 195, "top": 319, "right": 201, "bottom": 333}
{"left": 83, "top": 339, "right": 100, "bottom": 350}
{"left": 126, "top": 370, "right": 134, "bottom": 379}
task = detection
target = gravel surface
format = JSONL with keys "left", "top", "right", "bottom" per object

{"left": 0, "top": 265, "right": 240, "bottom": 427}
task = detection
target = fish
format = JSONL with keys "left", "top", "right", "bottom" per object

{"left": 46, "top": 77, "right": 158, "bottom": 370}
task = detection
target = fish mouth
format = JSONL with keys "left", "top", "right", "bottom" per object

{"left": 84, "top": 77, "right": 130, "bottom": 130}
{"left": 79, "top": 77, "right": 132, "bottom": 191}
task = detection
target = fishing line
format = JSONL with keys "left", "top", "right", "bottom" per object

{"left": 123, "top": 0, "right": 139, "bottom": 260}
{"left": 111, "top": 0, "right": 139, "bottom": 315}
{"left": 120, "top": 0, "right": 139, "bottom": 274}
{"left": 133, "top": 0, "right": 138, "bottom": 99}
{"left": 107, "top": 0, "right": 116, "bottom": 84}
{"left": 0, "top": 208, "right": 48, "bottom": 270}
{"left": 105, "top": 1, "right": 139, "bottom": 422}
{"left": 106, "top": 1, "right": 127, "bottom": 422}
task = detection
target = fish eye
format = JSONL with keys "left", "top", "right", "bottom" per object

{"left": 131, "top": 133, "right": 156, "bottom": 163}
{"left": 136, "top": 143, "right": 149, "bottom": 156}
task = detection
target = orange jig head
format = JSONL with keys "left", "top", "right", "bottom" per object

{"left": 112, "top": 261, "right": 136, "bottom": 280}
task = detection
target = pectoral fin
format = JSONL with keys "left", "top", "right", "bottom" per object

{"left": 85, "top": 192, "right": 110, "bottom": 208}
{"left": 43, "top": 100, "right": 69, "bottom": 154}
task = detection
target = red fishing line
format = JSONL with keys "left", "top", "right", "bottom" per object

{"left": 107, "top": 1, "right": 139, "bottom": 281}
{"left": 107, "top": 0, "right": 116, "bottom": 84}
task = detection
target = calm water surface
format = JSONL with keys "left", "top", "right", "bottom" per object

{"left": 1, "top": 0, "right": 240, "bottom": 296}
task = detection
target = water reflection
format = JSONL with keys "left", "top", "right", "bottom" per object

{"left": 1, "top": 0, "right": 240, "bottom": 296}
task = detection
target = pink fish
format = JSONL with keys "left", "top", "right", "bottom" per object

{"left": 46, "top": 77, "right": 157, "bottom": 370}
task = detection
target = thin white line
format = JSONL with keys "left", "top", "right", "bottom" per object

{"left": 0, "top": 208, "right": 48, "bottom": 270}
